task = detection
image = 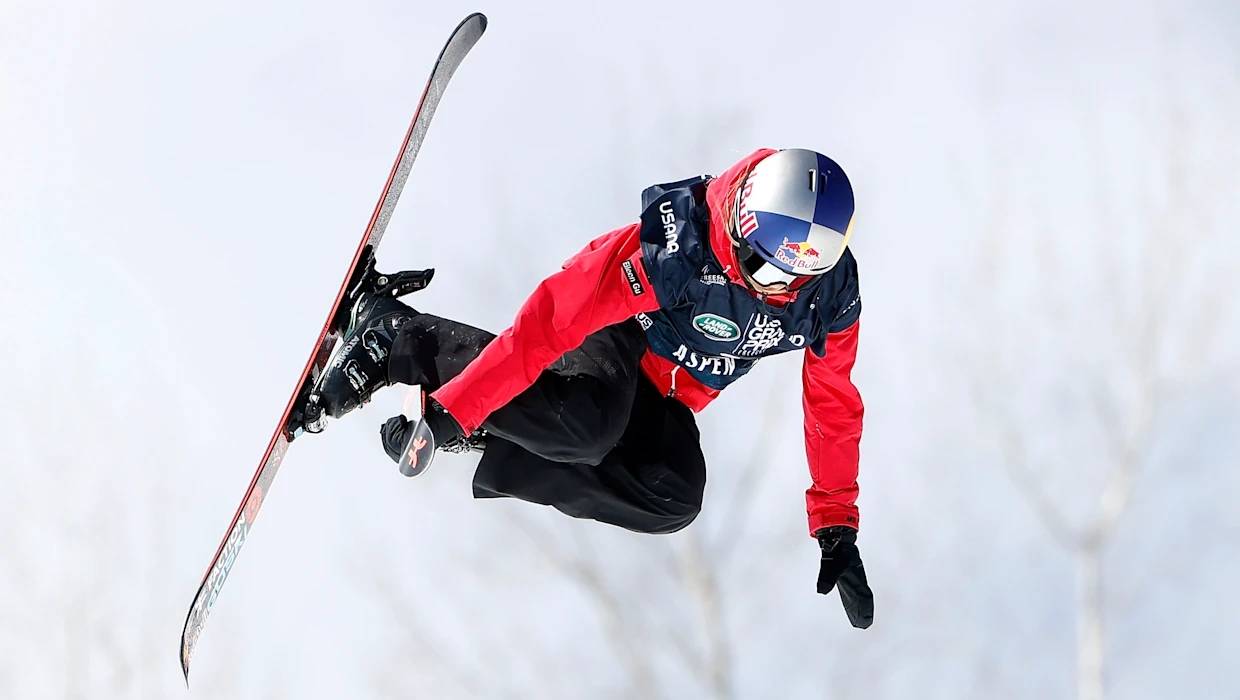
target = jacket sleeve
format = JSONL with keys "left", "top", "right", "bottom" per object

{"left": 802, "top": 319, "right": 864, "bottom": 535}
{"left": 431, "top": 223, "right": 660, "bottom": 435}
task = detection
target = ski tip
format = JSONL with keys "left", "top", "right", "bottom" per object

{"left": 180, "top": 624, "right": 194, "bottom": 686}
{"left": 469, "top": 12, "right": 488, "bottom": 31}
{"left": 179, "top": 624, "right": 190, "bottom": 686}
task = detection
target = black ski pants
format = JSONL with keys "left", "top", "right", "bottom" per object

{"left": 389, "top": 316, "right": 706, "bottom": 534}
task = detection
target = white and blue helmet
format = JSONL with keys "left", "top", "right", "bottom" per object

{"left": 732, "top": 149, "right": 855, "bottom": 288}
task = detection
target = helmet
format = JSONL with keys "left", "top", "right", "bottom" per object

{"left": 731, "top": 149, "right": 855, "bottom": 289}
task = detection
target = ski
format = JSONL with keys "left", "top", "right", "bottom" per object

{"left": 179, "top": 12, "right": 488, "bottom": 683}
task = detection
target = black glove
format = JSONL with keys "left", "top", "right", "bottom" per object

{"left": 379, "top": 398, "right": 465, "bottom": 463}
{"left": 380, "top": 415, "right": 413, "bottom": 463}
{"left": 815, "top": 526, "right": 874, "bottom": 629}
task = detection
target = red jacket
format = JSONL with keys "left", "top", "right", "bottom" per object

{"left": 433, "top": 150, "right": 864, "bottom": 535}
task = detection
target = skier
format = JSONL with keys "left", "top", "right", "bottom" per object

{"left": 311, "top": 147, "right": 873, "bottom": 628}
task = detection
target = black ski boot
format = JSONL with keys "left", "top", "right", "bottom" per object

{"left": 299, "top": 263, "right": 432, "bottom": 433}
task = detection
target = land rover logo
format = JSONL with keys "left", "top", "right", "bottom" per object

{"left": 693, "top": 313, "right": 740, "bottom": 341}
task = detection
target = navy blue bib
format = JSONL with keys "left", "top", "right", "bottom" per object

{"left": 636, "top": 176, "right": 861, "bottom": 392}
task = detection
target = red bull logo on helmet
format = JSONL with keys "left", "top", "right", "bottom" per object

{"left": 775, "top": 237, "right": 821, "bottom": 270}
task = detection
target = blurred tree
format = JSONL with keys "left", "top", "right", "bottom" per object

{"left": 961, "top": 12, "right": 1237, "bottom": 700}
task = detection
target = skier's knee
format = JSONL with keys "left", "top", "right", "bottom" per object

{"left": 582, "top": 423, "right": 627, "bottom": 463}
{"left": 641, "top": 502, "right": 701, "bottom": 535}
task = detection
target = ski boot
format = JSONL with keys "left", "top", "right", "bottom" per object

{"left": 297, "top": 260, "right": 433, "bottom": 435}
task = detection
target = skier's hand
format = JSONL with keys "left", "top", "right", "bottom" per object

{"left": 815, "top": 526, "right": 874, "bottom": 629}
{"left": 380, "top": 415, "right": 412, "bottom": 463}
{"left": 379, "top": 399, "right": 465, "bottom": 463}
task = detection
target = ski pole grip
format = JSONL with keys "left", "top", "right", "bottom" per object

{"left": 397, "top": 418, "right": 436, "bottom": 477}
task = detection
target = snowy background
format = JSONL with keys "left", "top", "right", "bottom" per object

{"left": 3, "top": 0, "right": 1239, "bottom": 698}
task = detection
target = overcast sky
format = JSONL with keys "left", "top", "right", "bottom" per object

{"left": 2, "top": 1, "right": 1238, "bottom": 698}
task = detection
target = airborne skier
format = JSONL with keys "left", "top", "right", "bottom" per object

{"left": 311, "top": 147, "right": 873, "bottom": 628}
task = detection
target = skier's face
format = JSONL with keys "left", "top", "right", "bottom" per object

{"left": 738, "top": 264, "right": 792, "bottom": 295}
